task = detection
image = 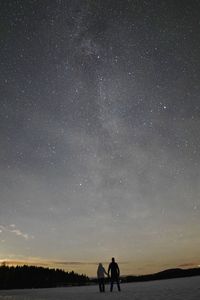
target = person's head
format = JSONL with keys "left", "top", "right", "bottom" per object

{"left": 112, "top": 257, "right": 115, "bottom": 262}
{"left": 99, "top": 263, "right": 102, "bottom": 267}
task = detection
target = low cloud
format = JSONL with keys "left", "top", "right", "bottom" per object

{"left": 178, "top": 262, "right": 199, "bottom": 268}
{"left": 54, "top": 260, "right": 129, "bottom": 266}
{"left": 0, "top": 259, "right": 128, "bottom": 268}
{"left": 0, "top": 224, "right": 34, "bottom": 240}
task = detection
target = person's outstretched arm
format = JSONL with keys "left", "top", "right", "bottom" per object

{"left": 117, "top": 264, "right": 120, "bottom": 277}
{"left": 108, "top": 264, "right": 111, "bottom": 277}
{"left": 103, "top": 267, "right": 108, "bottom": 276}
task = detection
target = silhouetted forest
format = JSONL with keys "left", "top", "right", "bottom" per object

{"left": 1, "top": 264, "right": 200, "bottom": 290}
{"left": 0, "top": 264, "right": 89, "bottom": 290}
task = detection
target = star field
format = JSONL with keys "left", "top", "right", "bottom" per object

{"left": 0, "top": 0, "right": 200, "bottom": 276}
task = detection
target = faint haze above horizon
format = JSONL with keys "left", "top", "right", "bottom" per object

{"left": 1, "top": 258, "right": 200, "bottom": 277}
{"left": 0, "top": 0, "right": 200, "bottom": 277}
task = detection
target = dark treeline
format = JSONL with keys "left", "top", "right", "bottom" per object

{"left": 1, "top": 265, "right": 200, "bottom": 290}
{"left": 0, "top": 264, "right": 89, "bottom": 290}
{"left": 121, "top": 268, "right": 200, "bottom": 283}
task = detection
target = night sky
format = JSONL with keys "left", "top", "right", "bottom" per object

{"left": 1, "top": 0, "right": 200, "bottom": 276}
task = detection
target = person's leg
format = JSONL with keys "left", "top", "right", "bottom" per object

{"left": 116, "top": 278, "right": 121, "bottom": 291}
{"left": 100, "top": 279, "right": 105, "bottom": 292}
{"left": 98, "top": 279, "right": 102, "bottom": 292}
{"left": 102, "top": 279, "right": 105, "bottom": 292}
{"left": 110, "top": 279, "right": 114, "bottom": 292}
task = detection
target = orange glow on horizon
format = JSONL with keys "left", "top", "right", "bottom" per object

{"left": 1, "top": 258, "right": 200, "bottom": 277}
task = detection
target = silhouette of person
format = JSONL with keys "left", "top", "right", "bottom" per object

{"left": 97, "top": 263, "right": 107, "bottom": 292}
{"left": 108, "top": 257, "right": 121, "bottom": 292}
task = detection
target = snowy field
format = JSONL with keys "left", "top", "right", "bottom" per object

{"left": 0, "top": 276, "right": 200, "bottom": 300}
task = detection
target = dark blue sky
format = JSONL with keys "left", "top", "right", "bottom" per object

{"left": 0, "top": 0, "right": 200, "bottom": 276}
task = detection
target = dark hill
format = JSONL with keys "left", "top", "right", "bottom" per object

{"left": 123, "top": 267, "right": 200, "bottom": 283}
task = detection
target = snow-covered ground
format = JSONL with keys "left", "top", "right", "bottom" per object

{"left": 0, "top": 276, "right": 200, "bottom": 300}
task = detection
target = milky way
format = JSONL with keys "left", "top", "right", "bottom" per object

{"left": 0, "top": 1, "right": 200, "bottom": 276}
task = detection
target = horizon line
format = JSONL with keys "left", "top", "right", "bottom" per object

{"left": 1, "top": 259, "right": 200, "bottom": 276}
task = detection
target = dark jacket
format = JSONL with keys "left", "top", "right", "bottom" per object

{"left": 108, "top": 262, "right": 120, "bottom": 279}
